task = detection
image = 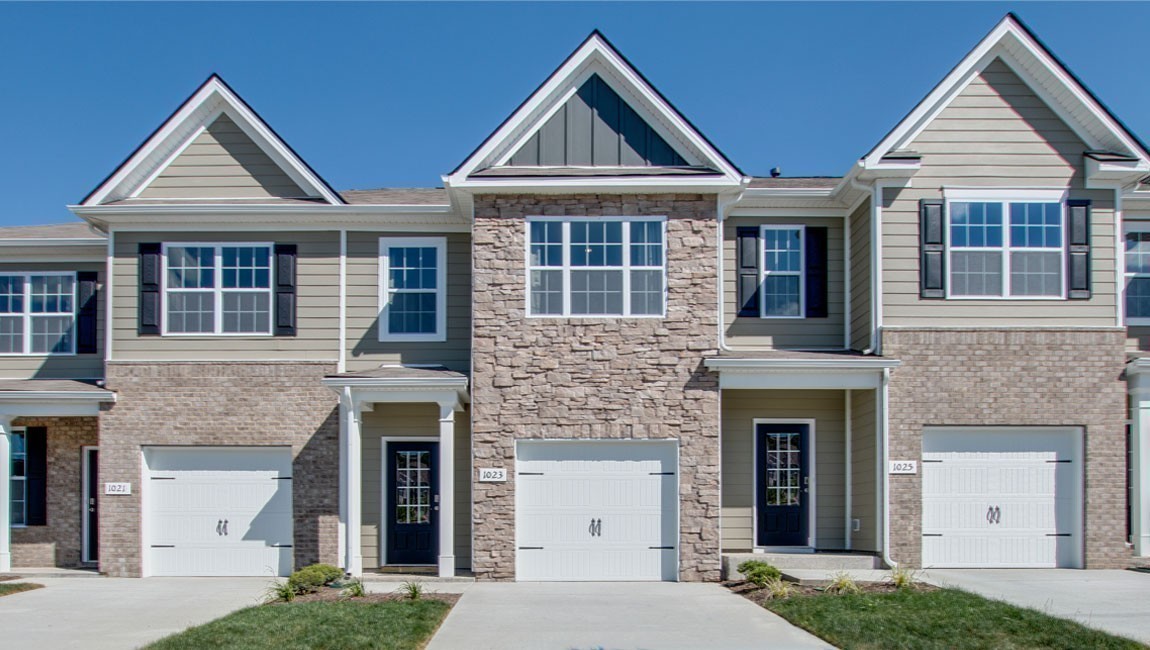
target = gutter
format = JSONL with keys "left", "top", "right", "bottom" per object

{"left": 0, "top": 390, "right": 116, "bottom": 403}
{"left": 0, "top": 238, "right": 106, "bottom": 247}
{"left": 703, "top": 357, "right": 900, "bottom": 371}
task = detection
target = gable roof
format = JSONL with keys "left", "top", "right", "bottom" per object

{"left": 81, "top": 75, "right": 344, "bottom": 206}
{"left": 862, "top": 13, "right": 1150, "bottom": 175}
{"left": 446, "top": 30, "right": 745, "bottom": 190}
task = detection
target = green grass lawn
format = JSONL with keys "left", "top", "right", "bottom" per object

{"left": 764, "top": 588, "right": 1146, "bottom": 650}
{"left": 0, "top": 583, "right": 42, "bottom": 597}
{"left": 147, "top": 599, "right": 452, "bottom": 650}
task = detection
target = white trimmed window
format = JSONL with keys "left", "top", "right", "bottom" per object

{"left": 379, "top": 237, "right": 447, "bottom": 342}
{"left": 947, "top": 200, "right": 1064, "bottom": 298}
{"left": 163, "top": 244, "right": 273, "bottom": 335}
{"left": 527, "top": 217, "right": 666, "bottom": 317}
{"left": 0, "top": 273, "right": 76, "bottom": 355}
{"left": 1125, "top": 222, "right": 1150, "bottom": 324}
{"left": 760, "top": 226, "right": 805, "bottom": 318}
{"left": 10, "top": 429, "right": 25, "bottom": 526}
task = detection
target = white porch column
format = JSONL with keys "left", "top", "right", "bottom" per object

{"left": 437, "top": 403, "right": 456, "bottom": 578}
{"left": 339, "top": 388, "right": 364, "bottom": 576}
{"left": 1131, "top": 374, "right": 1150, "bottom": 556}
{"left": 0, "top": 417, "right": 11, "bottom": 572}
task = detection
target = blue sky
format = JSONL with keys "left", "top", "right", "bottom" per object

{"left": 1, "top": 2, "right": 1148, "bottom": 225}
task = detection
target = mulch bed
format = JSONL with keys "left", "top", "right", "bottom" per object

{"left": 0, "top": 575, "right": 17, "bottom": 582}
{"left": 274, "top": 587, "right": 460, "bottom": 606}
{"left": 725, "top": 579, "right": 937, "bottom": 605}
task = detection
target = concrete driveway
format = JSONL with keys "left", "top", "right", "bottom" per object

{"left": 426, "top": 581, "right": 831, "bottom": 650}
{"left": 924, "top": 569, "right": 1150, "bottom": 645}
{"left": 0, "top": 576, "right": 268, "bottom": 649}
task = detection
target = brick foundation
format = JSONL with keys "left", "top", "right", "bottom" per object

{"left": 882, "top": 328, "right": 1130, "bottom": 568}
{"left": 98, "top": 362, "right": 340, "bottom": 577}
{"left": 470, "top": 194, "right": 721, "bottom": 581}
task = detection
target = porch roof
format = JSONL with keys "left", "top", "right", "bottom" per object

{"left": 0, "top": 379, "right": 116, "bottom": 418}
{"left": 321, "top": 365, "right": 469, "bottom": 411}
{"left": 705, "top": 350, "right": 899, "bottom": 390}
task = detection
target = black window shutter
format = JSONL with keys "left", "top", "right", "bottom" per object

{"left": 920, "top": 200, "right": 946, "bottom": 299}
{"left": 76, "top": 271, "right": 98, "bottom": 354}
{"left": 138, "top": 243, "right": 161, "bottom": 335}
{"left": 805, "top": 227, "right": 829, "bottom": 318}
{"left": 274, "top": 244, "right": 297, "bottom": 336}
{"left": 25, "top": 427, "right": 47, "bottom": 526}
{"left": 736, "top": 227, "right": 760, "bottom": 316}
{"left": 1067, "top": 199, "right": 1091, "bottom": 300}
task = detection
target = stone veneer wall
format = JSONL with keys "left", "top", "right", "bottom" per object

{"left": 99, "top": 362, "right": 340, "bottom": 577}
{"left": 882, "top": 328, "right": 1129, "bottom": 568}
{"left": 471, "top": 194, "right": 721, "bottom": 581}
{"left": 10, "top": 417, "right": 99, "bottom": 567}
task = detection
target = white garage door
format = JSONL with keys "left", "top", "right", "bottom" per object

{"left": 516, "top": 440, "right": 678, "bottom": 581}
{"left": 144, "top": 447, "right": 293, "bottom": 577}
{"left": 922, "top": 428, "right": 1082, "bottom": 568}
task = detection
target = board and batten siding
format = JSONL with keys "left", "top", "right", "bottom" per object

{"left": 849, "top": 389, "right": 878, "bottom": 553}
{"left": 723, "top": 216, "right": 845, "bottom": 349}
{"left": 848, "top": 201, "right": 873, "bottom": 350}
{"left": 720, "top": 389, "right": 847, "bottom": 550}
{"left": 0, "top": 261, "right": 104, "bottom": 379}
{"left": 138, "top": 114, "right": 310, "bottom": 200}
{"left": 883, "top": 58, "right": 1116, "bottom": 327}
{"left": 343, "top": 232, "right": 471, "bottom": 374}
{"left": 111, "top": 231, "right": 340, "bottom": 361}
{"left": 359, "top": 403, "right": 472, "bottom": 569}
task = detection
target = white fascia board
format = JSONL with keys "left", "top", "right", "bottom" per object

{"left": 449, "top": 176, "right": 742, "bottom": 194}
{"left": 83, "top": 77, "right": 344, "bottom": 206}
{"left": 70, "top": 205, "right": 467, "bottom": 233}
{"left": 740, "top": 188, "right": 837, "bottom": 200}
{"left": 0, "top": 238, "right": 106, "bottom": 247}
{"left": 864, "top": 16, "right": 1150, "bottom": 169}
{"left": 0, "top": 390, "right": 116, "bottom": 403}
{"left": 704, "top": 357, "right": 901, "bottom": 371}
{"left": 448, "top": 33, "right": 745, "bottom": 187}
{"left": 320, "top": 377, "right": 469, "bottom": 390}
{"left": 1086, "top": 158, "right": 1150, "bottom": 188}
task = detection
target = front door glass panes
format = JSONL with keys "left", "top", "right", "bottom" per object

{"left": 10, "top": 431, "right": 25, "bottom": 525}
{"left": 395, "top": 451, "right": 431, "bottom": 524}
{"left": 764, "top": 432, "right": 800, "bottom": 506}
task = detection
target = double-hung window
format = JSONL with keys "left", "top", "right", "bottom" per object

{"left": 948, "top": 199, "right": 1064, "bottom": 298}
{"left": 0, "top": 273, "right": 76, "bottom": 355}
{"left": 760, "top": 226, "right": 805, "bottom": 318}
{"left": 163, "top": 244, "right": 273, "bottom": 335}
{"left": 10, "top": 429, "right": 25, "bottom": 526}
{"left": 379, "top": 237, "right": 447, "bottom": 341}
{"left": 527, "top": 217, "right": 666, "bottom": 317}
{"left": 1125, "top": 223, "right": 1150, "bottom": 324}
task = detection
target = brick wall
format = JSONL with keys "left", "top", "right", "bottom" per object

{"left": 470, "top": 194, "right": 722, "bottom": 581}
{"left": 10, "top": 417, "right": 99, "bottom": 567}
{"left": 99, "top": 362, "right": 340, "bottom": 577}
{"left": 882, "top": 328, "right": 1129, "bottom": 568}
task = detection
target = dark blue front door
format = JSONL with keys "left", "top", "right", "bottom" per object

{"left": 386, "top": 442, "right": 438, "bottom": 565}
{"left": 755, "top": 423, "right": 810, "bottom": 546}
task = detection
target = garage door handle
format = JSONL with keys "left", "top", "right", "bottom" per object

{"left": 589, "top": 518, "right": 601, "bottom": 537}
{"left": 993, "top": 507, "right": 1000, "bottom": 525}
{"left": 223, "top": 519, "right": 229, "bottom": 536}
{"left": 216, "top": 520, "right": 223, "bottom": 536}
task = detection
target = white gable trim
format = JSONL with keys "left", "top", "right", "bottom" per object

{"left": 447, "top": 32, "right": 745, "bottom": 188}
{"left": 863, "top": 14, "right": 1150, "bottom": 174}
{"left": 82, "top": 76, "right": 344, "bottom": 206}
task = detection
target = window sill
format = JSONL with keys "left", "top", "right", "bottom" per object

{"left": 377, "top": 335, "right": 448, "bottom": 343}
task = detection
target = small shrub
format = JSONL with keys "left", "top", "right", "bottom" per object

{"left": 341, "top": 578, "right": 366, "bottom": 599}
{"left": 400, "top": 580, "right": 424, "bottom": 600}
{"left": 264, "top": 578, "right": 296, "bottom": 603}
{"left": 824, "top": 571, "right": 861, "bottom": 595}
{"left": 763, "top": 577, "right": 795, "bottom": 599}
{"left": 737, "top": 560, "right": 782, "bottom": 588}
{"left": 887, "top": 565, "right": 920, "bottom": 590}
{"left": 288, "top": 563, "right": 344, "bottom": 595}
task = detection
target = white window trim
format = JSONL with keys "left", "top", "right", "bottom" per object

{"left": 0, "top": 271, "right": 78, "bottom": 356}
{"left": 944, "top": 199, "right": 1067, "bottom": 300}
{"left": 759, "top": 224, "right": 806, "bottom": 319}
{"left": 1124, "top": 221, "right": 1150, "bottom": 326}
{"left": 160, "top": 242, "right": 275, "bottom": 337}
{"left": 378, "top": 237, "right": 448, "bottom": 342}
{"left": 524, "top": 216, "right": 668, "bottom": 319}
{"left": 10, "top": 426, "right": 26, "bottom": 528}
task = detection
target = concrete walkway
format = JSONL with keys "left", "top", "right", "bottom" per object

{"left": 426, "top": 581, "right": 832, "bottom": 650}
{"left": 924, "top": 569, "right": 1150, "bottom": 645}
{"left": 0, "top": 576, "right": 268, "bottom": 649}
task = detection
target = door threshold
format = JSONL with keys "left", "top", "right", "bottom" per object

{"left": 755, "top": 547, "right": 816, "bottom": 554}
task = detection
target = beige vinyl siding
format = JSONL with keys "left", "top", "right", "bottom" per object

{"left": 344, "top": 232, "right": 471, "bottom": 373}
{"left": 723, "top": 217, "right": 845, "bottom": 349}
{"left": 848, "top": 201, "right": 872, "bottom": 350}
{"left": 138, "top": 114, "right": 310, "bottom": 200}
{"left": 360, "top": 403, "right": 472, "bottom": 569}
{"left": 884, "top": 57, "right": 1117, "bottom": 327}
{"left": 111, "top": 231, "right": 339, "bottom": 360}
{"left": 721, "top": 389, "right": 847, "bottom": 550}
{"left": 849, "top": 389, "right": 878, "bottom": 552}
{"left": 0, "top": 261, "right": 104, "bottom": 379}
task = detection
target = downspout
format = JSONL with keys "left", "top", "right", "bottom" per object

{"left": 844, "top": 389, "right": 852, "bottom": 551}
{"left": 880, "top": 366, "right": 897, "bottom": 568}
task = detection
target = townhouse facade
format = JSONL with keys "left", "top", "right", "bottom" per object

{"left": 1, "top": 13, "right": 1148, "bottom": 580}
